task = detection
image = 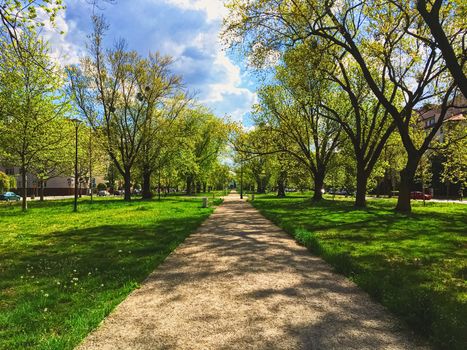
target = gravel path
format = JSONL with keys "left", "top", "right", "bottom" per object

{"left": 77, "top": 193, "right": 427, "bottom": 350}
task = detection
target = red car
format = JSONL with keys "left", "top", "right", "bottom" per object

{"left": 410, "top": 191, "right": 432, "bottom": 200}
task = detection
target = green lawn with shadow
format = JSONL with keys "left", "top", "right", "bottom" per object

{"left": 251, "top": 193, "right": 467, "bottom": 350}
{"left": 0, "top": 196, "right": 222, "bottom": 350}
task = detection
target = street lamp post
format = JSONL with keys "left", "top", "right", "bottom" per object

{"left": 70, "top": 118, "right": 81, "bottom": 212}
{"left": 240, "top": 158, "right": 243, "bottom": 199}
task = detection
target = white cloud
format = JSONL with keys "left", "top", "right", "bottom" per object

{"left": 39, "top": 0, "right": 256, "bottom": 124}
{"left": 162, "top": 0, "right": 227, "bottom": 21}
{"left": 37, "top": 6, "right": 84, "bottom": 66}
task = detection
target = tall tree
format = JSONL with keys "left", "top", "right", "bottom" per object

{"left": 0, "top": 30, "right": 68, "bottom": 211}
{"left": 68, "top": 16, "right": 181, "bottom": 200}
{"left": 138, "top": 87, "right": 188, "bottom": 199}
{"left": 182, "top": 108, "right": 231, "bottom": 195}
{"left": 224, "top": 0, "right": 462, "bottom": 212}
{"left": 254, "top": 61, "right": 342, "bottom": 201}
{"left": 285, "top": 43, "right": 397, "bottom": 206}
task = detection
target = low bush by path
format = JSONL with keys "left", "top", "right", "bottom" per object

{"left": 251, "top": 194, "right": 467, "bottom": 350}
{"left": 0, "top": 196, "right": 221, "bottom": 350}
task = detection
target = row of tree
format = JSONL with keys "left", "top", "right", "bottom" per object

{"left": 225, "top": 0, "right": 466, "bottom": 212}
{"left": 0, "top": 5, "right": 233, "bottom": 211}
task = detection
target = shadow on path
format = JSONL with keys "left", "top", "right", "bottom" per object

{"left": 77, "top": 193, "right": 428, "bottom": 350}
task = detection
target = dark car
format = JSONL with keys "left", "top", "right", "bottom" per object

{"left": 410, "top": 191, "right": 432, "bottom": 200}
{"left": 0, "top": 191, "right": 21, "bottom": 201}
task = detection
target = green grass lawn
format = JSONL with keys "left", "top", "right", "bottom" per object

{"left": 251, "top": 193, "right": 467, "bottom": 350}
{"left": 0, "top": 196, "right": 222, "bottom": 350}
{"left": 170, "top": 190, "right": 230, "bottom": 198}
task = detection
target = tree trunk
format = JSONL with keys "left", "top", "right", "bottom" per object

{"left": 39, "top": 180, "right": 45, "bottom": 201}
{"left": 142, "top": 168, "right": 152, "bottom": 199}
{"left": 202, "top": 182, "right": 207, "bottom": 193}
{"left": 21, "top": 167, "right": 27, "bottom": 211}
{"left": 255, "top": 177, "right": 265, "bottom": 193}
{"left": 186, "top": 176, "right": 193, "bottom": 195}
{"left": 355, "top": 162, "right": 368, "bottom": 208}
{"left": 312, "top": 171, "right": 325, "bottom": 201}
{"left": 395, "top": 156, "right": 419, "bottom": 213}
{"left": 123, "top": 169, "right": 131, "bottom": 201}
{"left": 277, "top": 171, "right": 286, "bottom": 198}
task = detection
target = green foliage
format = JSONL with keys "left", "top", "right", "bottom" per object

{"left": 438, "top": 122, "right": 467, "bottom": 195}
{"left": 252, "top": 194, "right": 467, "bottom": 349}
{"left": 180, "top": 108, "right": 233, "bottom": 193}
{"left": 0, "top": 1, "right": 65, "bottom": 34}
{"left": 0, "top": 196, "right": 219, "bottom": 349}
{"left": 223, "top": 0, "right": 462, "bottom": 212}
{"left": 0, "top": 29, "right": 70, "bottom": 210}
{"left": 0, "top": 171, "right": 9, "bottom": 192}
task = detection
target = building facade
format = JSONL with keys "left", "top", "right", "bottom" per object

{"left": 0, "top": 166, "right": 104, "bottom": 197}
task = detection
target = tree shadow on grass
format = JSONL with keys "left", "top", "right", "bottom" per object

{"left": 0, "top": 213, "right": 210, "bottom": 350}
{"left": 251, "top": 196, "right": 467, "bottom": 349}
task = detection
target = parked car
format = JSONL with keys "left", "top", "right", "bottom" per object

{"left": 97, "top": 190, "right": 110, "bottom": 197}
{"left": 114, "top": 189, "right": 125, "bottom": 195}
{"left": 0, "top": 191, "right": 21, "bottom": 201}
{"left": 410, "top": 191, "right": 432, "bottom": 200}
{"left": 328, "top": 188, "right": 354, "bottom": 196}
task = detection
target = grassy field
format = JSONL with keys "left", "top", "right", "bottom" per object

{"left": 0, "top": 196, "right": 222, "bottom": 350}
{"left": 251, "top": 193, "right": 467, "bottom": 350}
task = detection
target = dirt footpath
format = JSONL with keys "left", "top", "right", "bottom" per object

{"left": 77, "top": 193, "right": 427, "bottom": 350}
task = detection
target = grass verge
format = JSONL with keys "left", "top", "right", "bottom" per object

{"left": 251, "top": 193, "right": 466, "bottom": 350}
{"left": 0, "top": 196, "right": 222, "bottom": 350}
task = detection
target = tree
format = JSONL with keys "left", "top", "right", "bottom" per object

{"left": 235, "top": 127, "right": 274, "bottom": 193}
{"left": 438, "top": 121, "right": 467, "bottom": 200}
{"left": 68, "top": 16, "right": 181, "bottom": 201}
{"left": 416, "top": 0, "right": 467, "bottom": 97}
{"left": 0, "top": 30, "right": 68, "bottom": 211}
{"left": 0, "top": 171, "right": 9, "bottom": 192}
{"left": 0, "top": 0, "right": 65, "bottom": 60}
{"left": 181, "top": 108, "right": 232, "bottom": 195}
{"left": 285, "top": 43, "right": 397, "bottom": 206}
{"left": 254, "top": 58, "right": 342, "bottom": 201}
{"left": 223, "top": 0, "right": 461, "bottom": 212}
{"left": 30, "top": 119, "right": 73, "bottom": 201}
{"left": 138, "top": 89, "right": 188, "bottom": 199}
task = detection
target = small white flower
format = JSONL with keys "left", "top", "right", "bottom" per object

{"left": 44, "top": 308, "right": 48, "bottom": 312}
{"left": 101, "top": 284, "right": 104, "bottom": 287}
{"left": 88, "top": 272, "right": 92, "bottom": 275}
{"left": 44, "top": 293, "right": 49, "bottom": 297}
{"left": 57, "top": 281, "right": 60, "bottom": 285}
{"left": 118, "top": 250, "right": 122, "bottom": 253}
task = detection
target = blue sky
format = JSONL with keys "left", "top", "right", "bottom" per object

{"left": 43, "top": 0, "right": 258, "bottom": 125}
